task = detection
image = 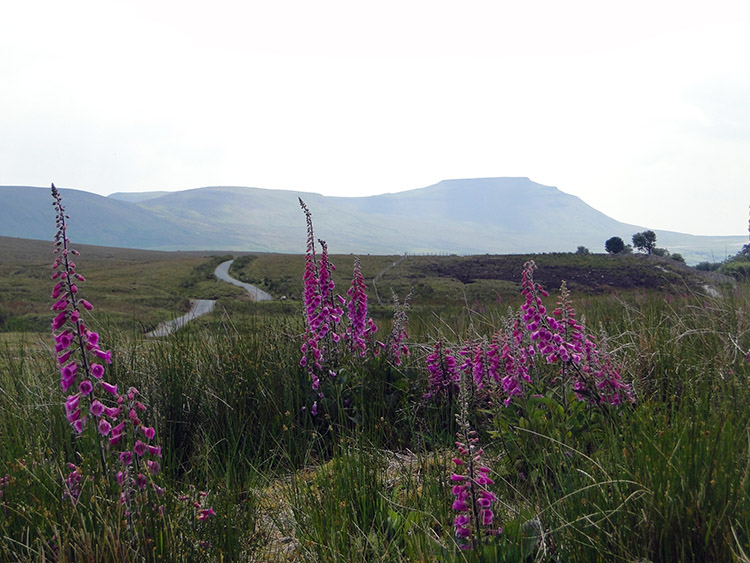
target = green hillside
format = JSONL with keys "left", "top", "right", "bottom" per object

{"left": 1, "top": 180, "right": 745, "bottom": 262}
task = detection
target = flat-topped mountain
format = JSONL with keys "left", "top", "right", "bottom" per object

{"left": 0, "top": 178, "right": 745, "bottom": 263}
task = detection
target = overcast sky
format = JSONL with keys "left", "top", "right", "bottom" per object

{"left": 2, "top": 0, "right": 749, "bottom": 236}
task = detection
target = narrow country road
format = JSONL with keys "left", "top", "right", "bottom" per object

{"left": 145, "top": 258, "right": 271, "bottom": 337}
{"left": 146, "top": 299, "right": 216, "bottom": 337}
{"left": 214, "top": 259, "right": 273, "bottom": 301}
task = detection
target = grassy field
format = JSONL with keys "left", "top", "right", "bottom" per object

{"left": 0, "top": 237, "right": 253, "bottom": 333}
{"left": 1, "top": 234, "right": 749, "bottom": 561}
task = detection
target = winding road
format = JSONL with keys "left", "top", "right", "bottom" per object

{"left": 214, "top": 259, "right": 273, "bottom": 301}
{"left": 146, "top": 299, "right": 216, "bottom": 337}
{"left": 146, "top": 259, "right": 272, "bottom": 337}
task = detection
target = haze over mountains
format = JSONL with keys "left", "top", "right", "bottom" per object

{"left": 0, "top": 178, "right": 744, "bottom": 264}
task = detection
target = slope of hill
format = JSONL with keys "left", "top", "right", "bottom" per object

{"left": 0, "top": 186, "right": 200, "bottom": 249}
{"left": 0, "top": 179, "right": 745, "bottom": 262}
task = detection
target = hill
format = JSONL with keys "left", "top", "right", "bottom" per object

{"left": 1, "top": 179, "right": 745, "bottom": 263}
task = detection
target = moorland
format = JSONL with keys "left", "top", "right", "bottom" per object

{"left": 1, "top": 229, "right": 749, "bottom": 561}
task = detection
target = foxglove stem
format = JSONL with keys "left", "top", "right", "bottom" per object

{"left": 50, "top": 184, "right": 166, "bottom": 518}
{"left": 386, "top": 290, "right": 411, "bottom": 366}
{"left": 451, "top": 372, "right": 500, "bottom": 549}
{"left": 424, "top": 341, "right": 459, "bottom": 400}
{"left": 345, "top": 257, "right": 375, "bottom": 356}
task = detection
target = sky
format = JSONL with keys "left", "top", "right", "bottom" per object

{"left": 2, "top": 0, "right": 749, "bottom": 237}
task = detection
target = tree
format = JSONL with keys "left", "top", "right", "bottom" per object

{"left": 632, "top": 230, "right": 657, "bottom": 254}
{"left": 605, "top": 236, "right": 625, "bottom": 254}
{"left": 575, "top": 246, "right": 590, "bottom": 255}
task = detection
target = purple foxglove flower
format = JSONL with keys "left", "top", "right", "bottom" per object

{"left": 197, "top": 508, "right": 216, "bottom": 521}
{"left": 119, "top": 451, "right": 132, "bottom": 465}
{"left": 52, "top": 311, "right": 67, "bottom": 331}
{"left": 73, "top": 418, "right": 86, "bottom": 433}
{"left": 89, "top": 400, "right": 104, "bottom": 417}
{"left": 93, "top": 349, "right": 112, "bottom": 363}
{"left": 111, "top": 421, "right": 127, "bottom": 437}
{"left": 146, "top": 460, "right": 161, "bottom": 475}
{"left": 136, "top": 473, "right": 147, "bottom": 490}
{"left": 61, "top": 362, "right": 78, "bottom": 379}
{"left": 142, "top": 426, "right": 156, "bottom": 440}
{"left": 103, "top": 406, "right": 121, "bottom": 418}
{"left": 134, "top": 440, "right": 147, "bottom": 456}
{"left": 79, "top": 299, "right": 93, "bottom": 310}
{"left": 475, "top": 474, "right": 494, "bottom": 486}
{"left": 98, "top": 418, "right": 112, "bottom": 436}
{"left": 65, "top": 394, "right": 80, "bottom": 414}
{"left": 454, "top": 514, "right": 470, "bottom": 528}
{"left": 87, "top": 332, "right": 99, "bottom": 346}
{"left": 101, "top": 381, "right": 118, "bottom": 396}
{"left": 481, "top": 509, "right": 494, "bottom": 526}
{"left": 148, "top": 445, "right": 162, "bottom": 457}
{"left": 90, "top": 363, "right": 104, "bottom": 379}
{"left": 51, "top": 282, "right": 63, "bottom": 298}
{"left": 452, "top": 499, "right": 469, "bottom": 511}
{"left": 78, "top": 380, "right": 93, "bottom": 395}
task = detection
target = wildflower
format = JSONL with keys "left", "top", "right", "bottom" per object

{"left": 387, "top": 290, "right": 411, "bottom": 366}
{"left": 63, "top": 464, "right": 82, "bottom": 503}
{"left": 87, "top": 331, "right": 99, "bottom": 346}
{"left": 78, "top": 380, "right": 93, "bottom": 395}
{"left": 92, "top": 349, "right": 112, "bottom": 363}
{"left": 197, "top": 507, "right": 216, "bottom": 521}
{"left": 98, "top": 418, "right": 112, "bottom": 436}
{"left": 345, "top": 257, "right": 373, "bottom": 356}
{"left": 89, "top": 400, "right": 104, "bottom": 417}
{"left": 134, "top": 440, "right": 147, "bottom": 457}
{"left": 424, "top": 341, "right": 459, "bottom": 400}
{"left": 450, "top": 376, "right": 501, "bottom": 549}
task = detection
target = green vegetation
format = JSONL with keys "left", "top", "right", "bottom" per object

{"left": 1, "top": 234, "right": 748, "bottom": 561}
{"left": 696, "top": 244, "right": 750, "bottom": 280}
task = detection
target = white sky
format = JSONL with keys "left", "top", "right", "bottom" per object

{"left": 2, "top": 0, "right": 749, "bottom": 236}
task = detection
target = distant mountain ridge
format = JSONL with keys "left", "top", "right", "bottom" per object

{"left": 0, "top": 178, "right": 745, "bottom": 263}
